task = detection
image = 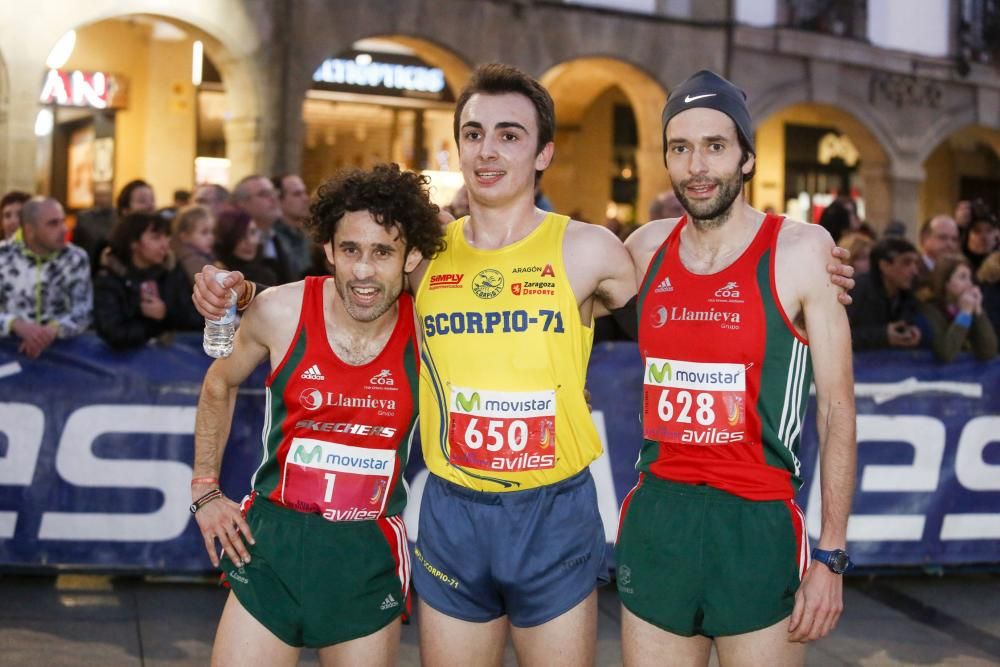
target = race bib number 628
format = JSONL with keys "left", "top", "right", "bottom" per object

{"left": 642, "top": 357, "right": 746, "bottom": 445}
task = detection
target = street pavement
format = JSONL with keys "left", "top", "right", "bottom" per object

{"left": 1, "top": 571, "right": 998, "bottom": 666}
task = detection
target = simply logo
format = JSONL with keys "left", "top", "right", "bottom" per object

{"left": 655, "top": 276, "right": 673, "bottom": 293}
{"left": 369, "top": 369, "right": 395, "bottom": 386}
{"left": 618, "top": 564, "right": 632, "bottom": 586}
{"left": 455, "top": 391, "right": 481, "bottom": 412}
{"left": 472, "top": 269, "right": 504, "bottom": 299}
{"left": 300, "top": 364, "right": 325, "bottom": 380}
{"left": 429, "top": 273, "right": 464, "bottom": 289}
{"left": 714, "top": 281, "right": 741, "bottom": 299}
{"left": 647, "top": 362, "right": 672, "bottom": 384}
{"left": 299, "top": 388, "right": 324, "bottom": 411}
{"left": 380, "top": 593, "right": 399, "bottom": 610}
{"left": 293, "top": 443, "right": 323, "bottom": 465}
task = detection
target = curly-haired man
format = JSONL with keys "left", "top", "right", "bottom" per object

{"left": 190, "top": 164, "right": 444, "bottom": 666}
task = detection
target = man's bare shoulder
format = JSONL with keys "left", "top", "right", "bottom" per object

{"left": 565, "top": 218, "right": 624, "bottom": 249}
{"left": 625, "top": 217, "right": 681, "bottom": 255}
{"left": 244, "top": 280, "right": 307, "bottom": 338}
{"left": 777, "top": 217, "right": 835, "bottom": 258}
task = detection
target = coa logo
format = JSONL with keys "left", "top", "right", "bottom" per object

{"left": 299, "top": 388, "right": 324, "bottom": 411}
{"left": 714, "top": 281, "right": 741, "bottom": 299}
{"left": 369, "top": 369, "right": 395, "bottom": 386}
{"left": 472, "top": 269, "right": 504, "bottom": 299}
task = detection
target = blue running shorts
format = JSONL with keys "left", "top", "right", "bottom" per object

{"left": 413, "top": 468, "right": 609, "bottom": 628}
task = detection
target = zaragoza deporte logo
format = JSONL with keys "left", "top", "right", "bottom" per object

{"left": 472, "top": 269, "right": 503, "bottom": 299}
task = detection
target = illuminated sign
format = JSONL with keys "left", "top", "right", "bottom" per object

{"left": 311, "top": 51, "right": 452, "bottom": 101}
{"left": 39, "top": 69, "right": 128, "bottom": 110}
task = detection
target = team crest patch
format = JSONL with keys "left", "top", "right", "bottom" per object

{"left": 472, "top": 269, "right": 504, "bottom": 299}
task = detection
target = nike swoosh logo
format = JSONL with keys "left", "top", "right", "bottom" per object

{"left": 684, "top": 93, "right": 717, "bottom": 103}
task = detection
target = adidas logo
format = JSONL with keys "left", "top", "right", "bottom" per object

{"left": 379, "top": 593, "right": 399, "bottom": 610}
{"left": 654, "top": 276, "right": 674, "bottom": 293}
{"left": 301, "top": 364, "right": 325, "bottom": 380}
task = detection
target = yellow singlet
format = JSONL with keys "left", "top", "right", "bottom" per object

{"left": 416, "top": 213, "right": 602, "bottom": 491}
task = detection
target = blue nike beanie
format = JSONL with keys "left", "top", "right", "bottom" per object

{"left": 661, "top": 70, "right": 755, "bottom": 155}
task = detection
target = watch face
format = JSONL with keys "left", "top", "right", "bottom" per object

{"left": 831, "top": 551, "right": 850, "bottom": 573}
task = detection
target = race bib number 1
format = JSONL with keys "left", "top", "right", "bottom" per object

{"left": 449, "top": 387, "right": 556, "bottom": 472}
{"left": 281, "top": 438, "right": 395, "bottom": 521}
{"left": 643, "top": 357, "right": 747, "bottom": 445}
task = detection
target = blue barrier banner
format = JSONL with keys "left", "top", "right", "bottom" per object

{"left": 1, "top": 335, "right": 997, "bottom": 571}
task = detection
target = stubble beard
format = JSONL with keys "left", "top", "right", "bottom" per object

{"left": 334, "top": 274, "right": 402, "bottom": 323}
{"left": 674, "top": 168, "right": 744, "bottom": 232}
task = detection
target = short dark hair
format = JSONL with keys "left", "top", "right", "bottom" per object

{"left": 116, "top": 179, "right": 153, "bottom": 218}
{"left": 307, "top": 164, "right": 445, "bottom": 261}
{"left": 453, "top": 63, "right": 555, "bottom": 158}
{"left": 870, "top": 236, "right": 917, "bottom": 283}
{"left": 108, "top": 212, "right": 169, "bottom": 263}
{"left": 1, "top": 190, "right": 31, "bottom": 214}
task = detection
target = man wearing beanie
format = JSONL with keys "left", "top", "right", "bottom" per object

{"left": 618, "top": 70, "right": 857, "bottom": 666}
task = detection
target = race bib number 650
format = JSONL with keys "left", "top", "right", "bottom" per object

{"left": 643, "top": 357, "right": 746, "bottom": 445}
{"left": 449, "top": 387, "right": 556, "bottom": 472}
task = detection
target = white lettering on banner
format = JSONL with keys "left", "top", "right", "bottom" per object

{"left": 807, "top": 415, "right": 944, "bottom": 542}
{"left": 942, "top": 416, "right": 1000, "bottom": 540}
{"left": 402, "top": 411, "right": 620, "bottom": 543}
{"left": 0, "top": 403, "right": 45, "bottom": 538}
{"left": 37, "top": 405, "right": 195, "bottom": 542}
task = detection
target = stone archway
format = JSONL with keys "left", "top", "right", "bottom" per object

{"left": 540, "top": 57, "right": 668, "bottom": 226}
{"left": 752, "top": 102, "right": 894, "bottom": 232}
{"left": 920, "top": 124, "right": 1000, "bottom": 219}
{"left": 0, "top": 0, "right": 263, "bottom": 193}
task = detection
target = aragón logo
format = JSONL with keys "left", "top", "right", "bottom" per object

{"left": 299, "top": 388, "right": 324, "bottom": 411}
{"left": 472, "top": 269, "right": 504, "bottom": 299}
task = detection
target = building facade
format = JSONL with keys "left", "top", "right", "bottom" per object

{"left": 0, "top": 0, "right": 996, "bottom": 234}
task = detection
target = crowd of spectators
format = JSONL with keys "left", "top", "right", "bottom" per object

{"left": 842, "top": 197, "right": 999, "bottom": 363}
{"left": 2, "top": 175, "right": 998, "bottom": 366}
{"left": 0, "top": 173, "right": 319, "bottom": 355}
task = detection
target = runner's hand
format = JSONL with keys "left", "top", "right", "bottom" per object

{"left": 193, "top": 265, "right": 246, "bottom": 320}
{"left": 828, "top": 246, "right": 855, "bottom": 306}
{"left": 787, "top": 561, "right": 844, "bottom": 642}
{"left": 192, "top": 491, "right": 255, "bottom": 568}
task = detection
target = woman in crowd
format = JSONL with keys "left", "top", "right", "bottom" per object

{"left": 1, "top": 190, "right": 30, "bottom": 241}
{"left": 962, "top": 212, "right": 999, "bottom": 274}
{"left": 977, "top": 251, "right": 1000, "bottom": 334}
{"left": 116, "top": 179, "right": 156, "bottom": 219}
{"left": 93, "top": 212, "right": 202, "bottom": 349}
{"left": 917, "top": 253, "right": 997, "bottom": 362}
{"left": 171, "top": 205, "right": 216, "bottom": 284}
{"left": 838, "top": 232, "right": 875, "bottom": 276}
{"left": 213, "top": 207, "right": 277, "bottom": 285}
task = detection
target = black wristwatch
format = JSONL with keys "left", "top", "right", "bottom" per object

{"left": 811, "top": 548, "right": 854, "bottom": 574}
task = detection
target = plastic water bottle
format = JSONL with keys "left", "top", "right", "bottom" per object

{"left": 203, "top": 272, "right": 237, "bottom": 358}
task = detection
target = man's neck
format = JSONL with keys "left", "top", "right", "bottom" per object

{"left": 680, "top": 201, "right": 763, "bottom": 268}
{"left": 464, "top": 194, "right": 546, "bottom": 250}
{"left": 23, "top": 238, "right": 54, "bottom": 259}
{"left": 255, "top": 217, "right": 276, "bottom": 233}
{"left": 327, "top": 285, "right": 399, "bottom": 364}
